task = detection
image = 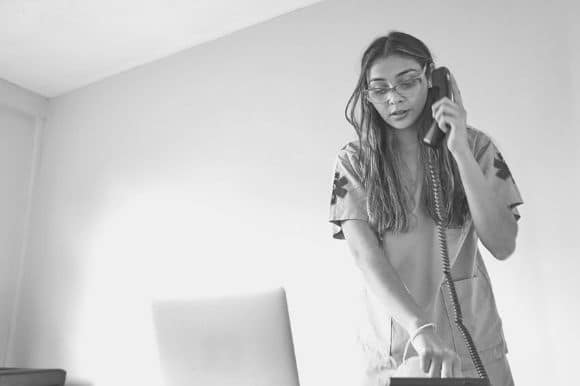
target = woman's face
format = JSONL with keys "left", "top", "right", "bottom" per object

{"left": 366, "top": 55, "right": 429, "bottom": 131}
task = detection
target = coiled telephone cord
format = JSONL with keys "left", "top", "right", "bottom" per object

{"left": 426, "top": 150, "right": 489, "bottom": 382}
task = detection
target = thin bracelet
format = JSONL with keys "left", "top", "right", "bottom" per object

{"left": 402, "top": 322, "right": 437, "bottom": 363}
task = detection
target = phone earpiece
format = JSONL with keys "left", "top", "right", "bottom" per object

{"left": 423, "top": 66, "right": 451, "bottom": 147}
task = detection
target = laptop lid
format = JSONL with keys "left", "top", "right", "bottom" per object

{"left": 152, "top": 287, "right": 300, "bottom": 386}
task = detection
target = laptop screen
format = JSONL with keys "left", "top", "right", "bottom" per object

{"left": 152, "top": 288, "right": 300, "bottom": 386}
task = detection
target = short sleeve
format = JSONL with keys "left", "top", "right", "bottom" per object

{"left": 474, "top": 133, "right": 524, "bottom": 221}
{"left": 328, "top": 143, "right": 369, "bottom": 239}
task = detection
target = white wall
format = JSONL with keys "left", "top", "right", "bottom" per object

{"left": 0, "top": 79, "right": 46, "bottom": 365}
{"left": 0, "top": 107, "right": 35, "bottom": 365}
{"left": 8, "top": 0, "right": 579, "bottom": 385}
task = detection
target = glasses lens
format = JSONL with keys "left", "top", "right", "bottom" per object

{"left": 365, "top": 72, "right": 423, "bottom": 102}
{"left": 367, "top": 88, "right": 388, "bottom": 102}
{"left": 397, "top": 78, "right": 420, "bottom": 92}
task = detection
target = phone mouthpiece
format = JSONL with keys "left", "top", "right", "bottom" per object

{"left": 423, "top": 120, "right": 445, "bottom": 148}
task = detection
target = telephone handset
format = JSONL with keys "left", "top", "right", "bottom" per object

{"left": 423, "top": 66, "right": 452, "bottom": 147}
{"left": 392, "top": 67, "right": 491, "bottom": 384}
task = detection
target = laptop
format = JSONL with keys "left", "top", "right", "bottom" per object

{"left": 152, "top": 287, "right": 300, "bottom": 386}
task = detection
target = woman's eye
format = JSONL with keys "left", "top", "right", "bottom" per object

{"left": 398, "top": 80, "right": 416, "bottom": 90}
{"left": 370, "top": 88, "right": 388, "bottom": 96}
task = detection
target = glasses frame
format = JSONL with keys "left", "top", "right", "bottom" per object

{"left": 363, "top": 65, "right": 428, "bottom": 104}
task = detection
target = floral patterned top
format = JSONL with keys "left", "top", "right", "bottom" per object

{"left": 328, "top": 127, "right": 523, "bottom": 372}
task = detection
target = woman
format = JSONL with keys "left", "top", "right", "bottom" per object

{"left": 329, "top": 31, "right": 523, "bottom": 386}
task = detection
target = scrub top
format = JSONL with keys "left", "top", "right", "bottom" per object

{"left": 328, "top": 127, "right": 524, "bottom": 374}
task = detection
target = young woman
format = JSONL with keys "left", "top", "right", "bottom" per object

{"left": 329, "top": 31, "right": 523, "bottom": 386}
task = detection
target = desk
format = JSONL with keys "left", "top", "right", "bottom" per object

{"left": 0, "top": 368, "right": 66, "bottom": 386}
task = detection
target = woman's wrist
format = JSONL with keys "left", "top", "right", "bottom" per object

{"left": 406, "top": 316, "right": 432, "bottom": 335}
{"left": 402, "top": 322, "right": 438, "bottom": 362}
{"left": 409, "top": 322, "right": 437, "bottom": 342}
{"left": 450, "top": 143, "right": 472, "bottom": 162}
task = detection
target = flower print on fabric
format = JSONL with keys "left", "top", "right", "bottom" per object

{"left": 331, "top": 172, "right": 349, "bottom": 205}
{"left": 328, "top": 142, "right": 370, "bottom": 240}
{"left": 472, "top": 128, "right": 524, "bottom": 222}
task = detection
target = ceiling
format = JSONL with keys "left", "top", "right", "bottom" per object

{"left": 0, "top": 0, "right": 323, "bottom": 98}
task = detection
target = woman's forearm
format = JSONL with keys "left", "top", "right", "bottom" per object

{"left": 356, "top": 249, "right": 429, "bottom": 333}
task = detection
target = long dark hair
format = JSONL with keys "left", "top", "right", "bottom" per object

{"left": 344, "top": 31, "right": 469, "bottom": 235}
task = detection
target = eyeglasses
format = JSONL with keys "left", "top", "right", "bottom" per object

{"left": 363, "top": 66, "right": 427, "bottom": 103}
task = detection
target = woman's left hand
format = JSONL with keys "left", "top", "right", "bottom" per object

{"left": 431, "top": 72, "right": 469, "bottom": 156}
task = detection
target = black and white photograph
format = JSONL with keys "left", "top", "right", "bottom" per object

{"left": 0, "top": 1, "right": 578, "bottom": 385}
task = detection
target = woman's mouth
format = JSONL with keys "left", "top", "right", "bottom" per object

{"left": 390, "top": 110, "right": 409, "bottom": 120}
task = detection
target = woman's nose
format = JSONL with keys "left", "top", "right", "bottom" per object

{"left": 386, "top": 90, "right": 404, "bottom": 105}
